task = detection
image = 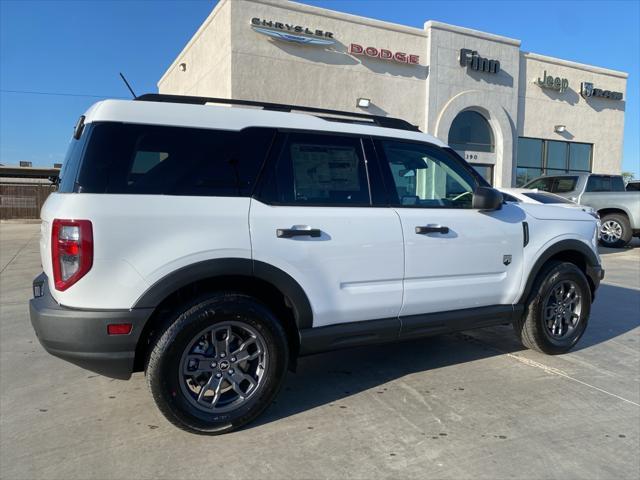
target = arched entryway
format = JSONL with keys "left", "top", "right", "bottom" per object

{"left": 434, "top": 90, "right": 514, "bottom": 187}
{"left": 448, "top": 110, "right": 495, "bottom": 184}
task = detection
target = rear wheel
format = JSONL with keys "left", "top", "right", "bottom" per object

{"left": 146, "top": 293, "right": 289, "bottom": 435}
{"left": 599, "top": 213, "right": 632, "bottom": 248}
{"left": 514, "top": 261, "right": 591, "bottom": 355}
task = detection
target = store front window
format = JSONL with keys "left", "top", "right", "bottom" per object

{"left": 516, "top": 137, "right": 592, "bottom": 186}
{"left": 448, "top": 111, "right": 495, "bottom": 153}
{"left": 470, "top": 164, "right": 494, "bottom": 185}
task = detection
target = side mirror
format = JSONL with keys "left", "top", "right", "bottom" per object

{"left": 472, "top": 186, "right": 503, "bottom": 211}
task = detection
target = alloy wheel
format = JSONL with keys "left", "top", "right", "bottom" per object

{"left": 543, "top": 280, "right": 583, "bottom": 340}
{"left": 179, "top": 321, "right": 268, "bottom": 414}
{"left": 600, "top": 220, "right": 623, "bottom": 245}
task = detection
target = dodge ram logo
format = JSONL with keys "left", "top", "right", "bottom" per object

{"left": 503, "top": 255, "right": 512, "bottom": 266}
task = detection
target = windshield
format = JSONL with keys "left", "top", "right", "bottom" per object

{"left": 523, "top": 192, "right": 574, "bottom": 204}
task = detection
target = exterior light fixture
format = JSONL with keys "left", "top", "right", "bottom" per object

{"left": 179, "top": 62, "right": 187, "bottom": 72}
{"left": 554, "top": 125, "right": 566, "bottom": 133}
{"left": 357, "top": 98, "right": 371, "bottom": 108}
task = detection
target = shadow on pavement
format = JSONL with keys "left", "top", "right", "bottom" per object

{"left": 253, "top": 283, "right": 639, "bottom": 428}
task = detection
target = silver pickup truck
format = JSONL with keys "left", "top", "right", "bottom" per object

{"left": 524, "top": 173, "right": 640, "bottom": 248}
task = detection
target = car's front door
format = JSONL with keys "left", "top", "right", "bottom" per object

{"left": 374, "top": 139, "right": 525, "bottom": 320}
{"left": 250, "top": 132, "right": 404, "bottom": 328}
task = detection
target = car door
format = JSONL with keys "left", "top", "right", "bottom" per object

{"left": 250, "top": 131, "right": 404, "bottom": 329}
{"left": 373, "top": 138, "right": 526, "bottom": 323}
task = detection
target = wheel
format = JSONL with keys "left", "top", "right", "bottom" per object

{"left": 599, "top": 213, "right": 632, "bottom": 248}
{"left": 146, "top": 293, "right": 289, "bottom": 435}
{"left": 514, "top": 261, "right": 591, "bottom": 355}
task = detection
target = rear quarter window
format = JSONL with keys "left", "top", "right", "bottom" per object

{"left": 75, "top": 123, "right": 275, "bottom": 196}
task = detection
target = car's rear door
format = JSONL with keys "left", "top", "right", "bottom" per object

{"left": 249, "top": 131, "right": 404, "bottom": 329}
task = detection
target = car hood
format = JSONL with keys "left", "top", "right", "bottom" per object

{"left": 516, "top": 203, "right": 594, "bottom": 221}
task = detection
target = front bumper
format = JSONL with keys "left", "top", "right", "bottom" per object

{"left": 29, "top": 273, "right": 153, "bottom": 379}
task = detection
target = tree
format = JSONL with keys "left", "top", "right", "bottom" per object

{"left": 621, "top": 171, "right": 635, "bottom": 183}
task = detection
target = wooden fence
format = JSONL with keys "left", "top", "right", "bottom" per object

{"left": 0, "top": 183, "right": 57, "bottom": 220}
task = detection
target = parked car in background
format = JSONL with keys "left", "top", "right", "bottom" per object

{"left": 626, "top": 180, "right": 640, "bottom": 192}
{"left": 523, "top": 173, "right": 640, "bottom": 248}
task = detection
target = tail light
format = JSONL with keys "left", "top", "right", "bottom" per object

{"left": 51, "top": 219, "right": 93, "bottom": 291}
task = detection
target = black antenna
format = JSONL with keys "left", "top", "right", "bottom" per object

{"left": 119, "top": 72, "right": 137, "bottom": 99}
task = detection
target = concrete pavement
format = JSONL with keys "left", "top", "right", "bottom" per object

{"left": 1, "top": 223, "right": 638, "bottom": 480}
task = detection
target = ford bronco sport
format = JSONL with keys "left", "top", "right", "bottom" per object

{"left": 30, "top": 94, "right": 603, "bottom": 434}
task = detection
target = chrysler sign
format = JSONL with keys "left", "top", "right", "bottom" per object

{"left": 250, "top": 17, "right": 336, "bottom": 46}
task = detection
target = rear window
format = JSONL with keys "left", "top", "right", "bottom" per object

{"left": 627, "top": 182, "right": 640, "bottom": 192}
{"left": 523, "top": 192, "right": 574, "bottom": 204}
{"left": 73, "top": 123, "right": 275, "bottom": 196}
{"left": 586, "top": 176, "right": 625, "bottom": 192}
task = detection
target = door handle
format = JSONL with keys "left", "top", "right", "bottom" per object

{"left": 415, "top": 225, "right": 449, "bottom": 234}
{"left": 277, "top": 227, "right": 322, "bottom": 238}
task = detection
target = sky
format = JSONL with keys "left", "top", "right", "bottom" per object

{"left": 1, "top": 0, "right": 638, "bottom": 176}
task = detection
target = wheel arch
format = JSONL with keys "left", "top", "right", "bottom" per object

{"left": 597, "top": 207, "right": 629, "bottom": 220}
{"left": 519, "top": 240, "right": 599, "bottom": 304}
{"left": 132, "top": 258, "right": 312, "bottom": 372}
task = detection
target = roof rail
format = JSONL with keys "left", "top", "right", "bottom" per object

{"left": 135, "top": 93, "right": 421, "bottom": 132}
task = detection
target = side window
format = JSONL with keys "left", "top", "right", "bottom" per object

{"left": 379, "top": 140, "right": 477, "bottom": 209}
{"left": 525, "top": 177, "right": 553, "bottom": 192}
{"left": 551, "top": 176, "right": 577, "bottom": 193}
{"left": 261, "top": 133, "right": 371, "bottom": 206}
{"left": 76, "top": 124, "right": 275, "bottom": 196}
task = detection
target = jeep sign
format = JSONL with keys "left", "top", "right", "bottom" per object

{"left": 536, "top": 70, "right": 569, "bottom": 93}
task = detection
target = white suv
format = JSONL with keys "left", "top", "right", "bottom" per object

{"left": 30, "top": 94, "right": 604, "bottom": 434}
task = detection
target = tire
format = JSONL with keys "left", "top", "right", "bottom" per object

{"left": 599, "top": 213, "right": 632, "bottom": 248}
{"left": 146, "top": 293, "right": 289, "bottom": 435}
{"left": 514, "top": 261, "right": 591, "bottom": 355}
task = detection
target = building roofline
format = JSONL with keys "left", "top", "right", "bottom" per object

{"left": 424, "top": 20, "right": 521, "bottom": 47}
{"left": 521, "top": 51, "right": 628, "bottom": 79}
{"left": 267, "top": 0, "right": 427, "bottom": 37}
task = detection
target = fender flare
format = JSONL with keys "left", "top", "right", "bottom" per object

{"left": 133, "top": 258, "right": 313, "bottom": 329}
{"left": 518, "top": 239, "right": 599, "bottom": 304}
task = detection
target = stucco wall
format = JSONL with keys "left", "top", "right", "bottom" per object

{"left": 517, "top": 53, "right": 627, "bottom": 175}
{"left": 228, "top": 0, "right": 428, "bottom": 127}
{"left": 157, "top": 0, "right": 233, "bottom": 98}
{"left": 425, "top": 22, "right": 521, "bottom": 186}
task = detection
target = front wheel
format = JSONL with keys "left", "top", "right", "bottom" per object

{"left": 514, "top": 261, "right": 591, "bottom": 355}
{"left": 146, "top": 293, "right": 289, "bottom": 435}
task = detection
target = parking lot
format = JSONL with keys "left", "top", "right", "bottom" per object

{"left": 0, "top": 222, "right": 638, "bottom": 480}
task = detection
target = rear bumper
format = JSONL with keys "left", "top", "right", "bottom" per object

{"left": 29, "top": 273, "right": 153, "bottom": 379}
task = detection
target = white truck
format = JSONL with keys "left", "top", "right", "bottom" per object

{"left": 30, "top": 94, "right": 603, "bottom": 434}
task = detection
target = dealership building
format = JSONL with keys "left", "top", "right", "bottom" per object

{"left": 158, "top": 0, "right": 628, "bottom": 187}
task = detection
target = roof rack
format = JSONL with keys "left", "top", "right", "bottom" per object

{"left": 135, "top": 93, "right": 421, "bottom": 132}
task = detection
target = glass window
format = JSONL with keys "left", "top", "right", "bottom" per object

{"left": 448, "top": 111, "right": 494, "bottom": 153}
{"left": 523, "top": 176, "right": 553, "bottom": 191}
{"left": 611, "top": 176, "right": 625, "bottom": 191}
{"left": 626, "top": 182, "right": 640, "bottom": 191}
{"left": 379, "top": 140, "right": 476, "bottom": 209}
{"left": 547, "top": 141, "right": 568, "bottom": 171}
{"left": 516, "top": 167, "right": 543, "bottom": 187}
{"left": 58, "top": 127, "right": 90, "bottom": 193}
{"left": 263, "top": 133, "right": 370, "bottom": 205}
{"left": 586, "top": 176, "right": 610, "bottom": 192}
{"left": 569, "top": 143, "right": 591, "bottom": 172}
{"left": 470, "top": 164, "right": 493, "bottom": 185}
{"left": 552, "top": 176, "right": 578, "bottom": 193}
{"left": 75, "top": 124, "right": 275, "bottom": 196}
{"left": 523, "top": 192, "right": 574, "bottom": 204}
